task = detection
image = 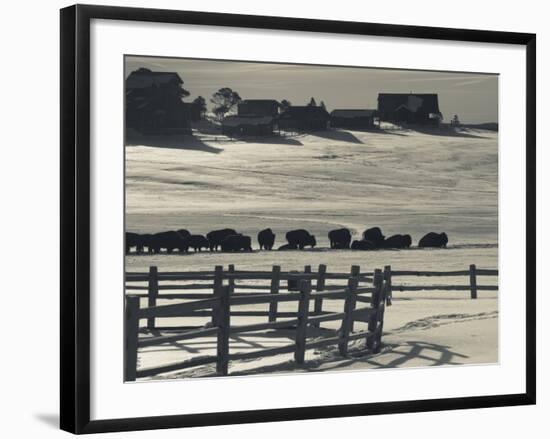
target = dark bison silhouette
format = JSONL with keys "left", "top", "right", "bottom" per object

{"left": 362, "top": 227, "right": 385, "bottom": 248}
{"left": 351, "top": 239, "right": 376, "bottom": 250}
{"left": 383, "top": 234, "right": 412, "bottom": 249}
{"left": 257, "top": 228, "right": 276, "bottom": 250}
{"left": 185, "top": 234, "right": 210, "bottom": 252}
{"left": 278, "top": 243, "right": 298, "bottom": 251}
{"left": 418, "top": 232, "right": 448, "bottom": 248}
{"left": 328, "top": 228, "right": 352, "bottom": 249}
{"left": 221, "top": 234, "right": 252, "bottom": 252}
{"left": 286, "top": 229, "right": 316, "bottom": 249}
{"left": 149, "top": 231, "right": 189, "bottom": 254}
{"left": 177, "top": 229, "right": 191, "bottom": 238}
{"left": 207, "top": 228, "right": 238, "bottom": 251}
{"left": 125, "top": 232, "right": 143, "bottom": 254}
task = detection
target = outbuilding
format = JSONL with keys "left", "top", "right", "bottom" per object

{"left": 330, "top": 109, "right": 378, "bottom": 129}
{"left": 278, "top": 106, "right": 330, "bottom": 131}
{"left": 238, "top": 99, "right": 280, "bottom": 117}
{"left": 221, "top": 115, "right": 275, "bottom": 137}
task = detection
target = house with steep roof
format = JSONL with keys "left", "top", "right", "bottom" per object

{"left": 125, "top": 68, "right": 191, "bottom": 134}
{"left": 377, "top": 93, "right": 442, "bottom": 125}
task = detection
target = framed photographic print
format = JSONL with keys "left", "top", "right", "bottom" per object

{"left": 60, "top": 4, "right": 536, "bottom": 434}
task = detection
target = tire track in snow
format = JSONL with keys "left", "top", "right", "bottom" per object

{"left": 389, "top": 311, "right": 498, "bottom": 334}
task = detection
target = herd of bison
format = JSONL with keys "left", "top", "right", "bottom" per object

{"left": 125, "top": 227, "right": 449, "bottom": 255}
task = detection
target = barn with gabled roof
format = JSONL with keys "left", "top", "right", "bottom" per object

{"left": 377, "top": 93, "right": 442, "bottom": 125}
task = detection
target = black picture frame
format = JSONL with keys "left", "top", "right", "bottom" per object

{"left": 60, "top": 4, "right": 536, "bottom": 434}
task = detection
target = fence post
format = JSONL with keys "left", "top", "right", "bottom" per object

{"left": 228, "top": 264, "right": 235, "bottom": 291}
{"left": 212, "top": 265, "right": 223, "bottom": 326}
{"left": 294, "top": 280, "right": 312, "bottom": 364}
{"left": 367, "top": 269, "right": 383, "bottom": 352}
{"left": 376, "top": 275, "right": 389, "bottom": 353}
{"left": 124, "top": 296, "right": 140, "bottom": 382}
{"left": 349, "top": 265, "right": 360, "bottom": 332}
{"left": 312, "top": 264, "right": 327, "bottom": 328}
{"left": 469, "top": 264, "right": 478, "bottom": 299}
{"left": 147, "top": 266, "right": 158, "bottom": 330}
{"left": 216, "top": 286, "right": 231, "bottom": 376}
{"left": 268, "top": 265, "right": 281, "bottom": 322}
{"left": 384, "top": 265, "right": 392, "bottom": 306}
{"left": 338, "top": 277, "right": 359, "bottom": 356}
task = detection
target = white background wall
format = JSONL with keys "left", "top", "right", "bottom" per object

{"left": 0, "top": 0, "right": 546, "bottom": 437}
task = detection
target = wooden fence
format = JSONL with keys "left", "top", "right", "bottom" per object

{"left": 385, "top": 264, "right": 498, "bottom": 304}
{"left": 125, "top": 264, "right": 376, "bottom": 329}
{"left": 124, "top": 266, "right": 387, "bottom": 381}
{"left": 124, "top": 263, "right": 498, "bottom": 381}
{"left": 125, "top": 263, "right": 498, "bottom": 324}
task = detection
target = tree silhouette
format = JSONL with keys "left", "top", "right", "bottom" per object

{"left": 213, "top": 106, "right": 228, "bottom": 121}
{"left": 308, "top": 97, "right": 317, "bottom": 107}
{"left": 211, "top": 88, "right": 242, "bottom": 121}
{"left": 280, "top": 99, "right": 292, "bottom": 112}
{"left": 192, "top": 96, "right": 207, "bottom": 119}
{"left": 320, "top": 101, "right": 327, "bottom": 111}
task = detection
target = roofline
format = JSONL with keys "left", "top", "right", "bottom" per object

{"left": 377, "top": 93, "right": 439, "bottom": 97}
{"left": 284, "top": 105, "right": 328, "bottom": 109}
{"left": 330, "top": 109, "right": 378, "bottom": 112}
{"left": 126, "top": 70, "right": 183, "bottom": 84}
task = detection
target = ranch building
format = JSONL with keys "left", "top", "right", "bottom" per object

{"left": 238, "top": 99, "right": 280, "bottom": 117}
{"left": 377, "top": 93, "right": 442, "bottom": 126}
{"left": 221, "top": 115, "right": 275, "bottom": 137}
{"left": 277, "top": 106, "right": 330, "bottom": 131}
{"left": 126, "top": 68, "right": 191, "bottom": 134}
{"left": 330, "top": 109, "right": 378, "bottom": 129}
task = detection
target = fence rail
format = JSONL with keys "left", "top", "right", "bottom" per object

{"left": 386, "top": 264, "right": 498, "bottom": 302}
{"left": 125, "top": 263, "right": 498, "bottom": 310}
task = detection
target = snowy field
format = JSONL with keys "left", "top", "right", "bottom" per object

{"left": 125, "top": 126, "right": 498, "bottom": 378}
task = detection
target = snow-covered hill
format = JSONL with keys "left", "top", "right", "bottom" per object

{"left": 125, "top": 127, "right": 498, "bottom": 378}
{"left": 126, "top": 127, "right": 498, "bottom": 247}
